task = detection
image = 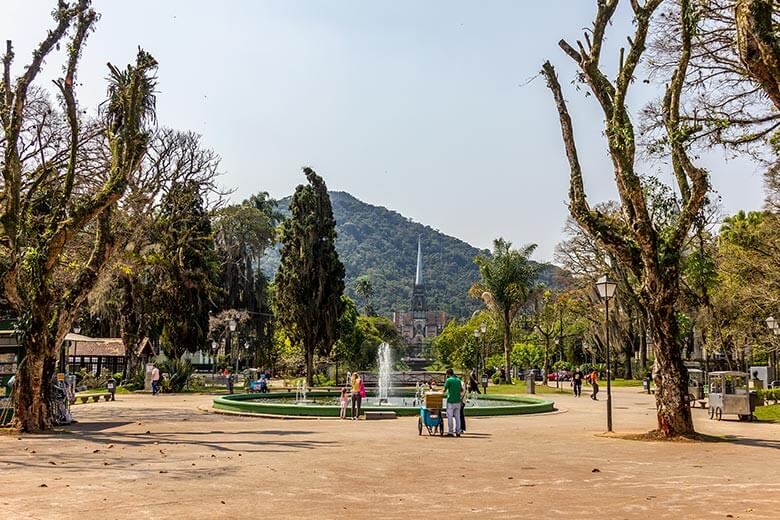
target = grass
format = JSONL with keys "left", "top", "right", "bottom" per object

{"left": 608, "top": 378, "right": 644, "bottom": 387}
{"left": 754, "top": 404, "right": 780, "bottom": 423}
{"left": 485, "top": 378, "right": 644, "bottom": 396}
{"left": 77, "top": 386, "right": 131, "bottom": 395}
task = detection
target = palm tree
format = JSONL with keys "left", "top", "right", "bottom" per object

{"left": 471, "top": 239, "right": 541, "bottom": 384}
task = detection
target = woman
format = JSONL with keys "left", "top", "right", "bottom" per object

{"left": 350, "top": 372, "right": 362, "bottom": 420}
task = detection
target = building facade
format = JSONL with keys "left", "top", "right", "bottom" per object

{"left": 393, "top": 240, "right": 447, "bottom": 357}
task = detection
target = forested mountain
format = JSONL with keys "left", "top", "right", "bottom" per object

{"left": 260, "top": 191, "right": 563, "bottom": 318}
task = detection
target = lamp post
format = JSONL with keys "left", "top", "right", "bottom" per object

{"left": 211, "top": 340, "right": 219, "bottom": 377}
{"left": 596, "top": 274, "right": 618, "bottom": 432}
{"left": 766, "top": 317, "right": 778, "bottom": 380}
{"left": 228, "top": 319, "right": 237, "bottom": 373}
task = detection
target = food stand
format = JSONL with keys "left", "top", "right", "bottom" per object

{"left": 707, "top": 371, "right": 756, "bottom": 421}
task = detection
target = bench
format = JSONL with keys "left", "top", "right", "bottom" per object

{"left": 364, "top": 411, "right": 397, "bottom": 420}
{"left": 75, "top": 393, "right": 112, "bottom": 404}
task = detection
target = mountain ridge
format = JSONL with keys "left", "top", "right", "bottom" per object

{"left": 261, "top": 191, "right": 561, "bottom": 319}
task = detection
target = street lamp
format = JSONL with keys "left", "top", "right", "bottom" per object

{"left": 473, "top": 328, "right": 481, "bottom": 372}
{"left": 596, "top": 274, "right": 618, "bottom": 432}
{"left": 766, "top": 317, "right": 778, "bottom": 380}
{"left": 211, "top": 341, "right": 218, "bottom": 375}
{"left": 554, "top": 337, "right": 560, "bottom": 388}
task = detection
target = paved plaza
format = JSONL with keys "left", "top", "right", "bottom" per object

{"left": 2, "top": 387, "right": 779, "bottom": 519}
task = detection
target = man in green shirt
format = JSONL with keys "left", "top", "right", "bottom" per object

{"left": 443, "top": 368, "right": 462, "bottom": 436}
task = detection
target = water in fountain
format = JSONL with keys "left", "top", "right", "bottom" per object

{"left": 295, "top": 381, "right": 309, "bottom": 404}
{"left": 377, "top": 342, "right": 392, "bottom": 403}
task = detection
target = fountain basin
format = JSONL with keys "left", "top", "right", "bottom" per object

{"left": 212, "top": 391, "right": 554, "bottom": 417}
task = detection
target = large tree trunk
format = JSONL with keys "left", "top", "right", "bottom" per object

{"left": 648, "top": 293, "right": 694, "bottom": 437}
{"left": 12, "top": 318, "right": 58, "bottom": 433}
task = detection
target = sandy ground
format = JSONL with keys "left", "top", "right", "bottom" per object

{"left": 1, "top": 386, "right": 779, "bottom": 520}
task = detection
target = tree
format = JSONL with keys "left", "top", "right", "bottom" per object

{"left": 88, "top": 129, "right": 225, "bottom": 375}
{"left": 354, "top": 275, "right": 376, "bottom": 316}
{"left": 471, "top": 238, "right": 541, "bottom": 384}
{"left": 541, "top": 0, "right": 708, "bottom": 436}
{"left": 213, "top": 194, "right": 277, "bottom": 366}
{"left": 275, "top": 167, "right": 345, "bottom": 385}
{"left": 1, "top": 1, "right": 158, "bottom": 431}
{"left": 152, "top": 180, "right": 219, "bottom": 358}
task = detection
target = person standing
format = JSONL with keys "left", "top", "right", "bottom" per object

{"left": 443, "top": 368, "right": 462, "bottom": 437}
{"left": 572, "top": 367, "right": 583, "bottom": 397}
{"left": 151, "top": 365, "right": 160, "bottom": 396}
{"left": 459, "top": 378, "right": 468, "bottom": 433}
{"left": 588, "top": 369, "right": 599, "bottom": 400}
{"left": 468, "top": 368, "right": 480, "bottom": 394}
{"left": 339, "top": 387, "right": 349, "bottom": 420}
{"left": 350, "top": 372, "right": 362, "bottom": 420}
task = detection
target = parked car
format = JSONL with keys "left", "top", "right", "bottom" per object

{"left": 527, "top": 369, "right": 543, "bottom": 381}
{"left": 770, "top": 380, "right": 780, "bottom": 389}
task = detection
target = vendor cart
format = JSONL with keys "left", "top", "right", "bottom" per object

{"left": 707, "top": 371, "right": 755, "bottom": 421}
{"left": 687, "top": 369, "right": 705, "bottom": 407}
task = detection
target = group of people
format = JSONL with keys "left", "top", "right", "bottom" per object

{"left": 571, "top": 367, "right": 600, "bottom": 400}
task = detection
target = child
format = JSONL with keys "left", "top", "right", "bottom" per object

{"left": 339, "top": 387, "right": 349, "bottom": 419}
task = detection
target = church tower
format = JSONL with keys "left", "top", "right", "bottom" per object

{"left": 410, "top": 239, "right": 427, "bottom": 317}
{"left": 393, "top": 238, "right": 448, "bottom": 360}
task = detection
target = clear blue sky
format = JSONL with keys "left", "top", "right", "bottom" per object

{"left": 2, "top": 1, "right": 765, "bottom": 262}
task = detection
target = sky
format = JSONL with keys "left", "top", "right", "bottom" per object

{"left": 1, "top": 1, "right": 766, "bottom": 262}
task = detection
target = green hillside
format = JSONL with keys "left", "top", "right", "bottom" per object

{"left": 261, "top": 191, "right": 561, "bottom": 319}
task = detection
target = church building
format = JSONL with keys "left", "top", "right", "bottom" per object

{"left": 392, "top": 240, "right": 447, "bottom": 356}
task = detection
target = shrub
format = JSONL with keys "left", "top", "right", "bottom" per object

{"left": 491, "top": 372, "right": 501, "bottom": 385}
{"left": 757, "top": 388, "right": 780, "bottom": 405}
{"left": 158, "top": 359, "right": 194, "bottom": 393}
{"left": 76, "top": 368, "right": 108, "bottom": 390}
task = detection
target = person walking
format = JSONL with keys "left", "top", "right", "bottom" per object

{"left": 588, "top": 369, "right": 600, "bottom": 400}
{"left": 443, "top": 368, "right": 462, "bottom": 437}
{"left": 468, "top": 368, "right": 480, "bottom": 394}
{"left": 572, "top": 367, "right": 583, "bottom": 397}
{"left": 151, "top": 365, "right": 160, "bottom": 396}
{"left": 350, "top": 372, "right": 362, "bottom": 420}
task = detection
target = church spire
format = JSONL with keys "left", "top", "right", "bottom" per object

{"left": 415, "top": 238, "right": 423, "bottom": 286}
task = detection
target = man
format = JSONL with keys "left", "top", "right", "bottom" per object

{"left": 151, "top": 365, "right": 160, "bottom": 396}
{"left": 443, "top": 368, "right": 462, "bottom": 437}
{"left": 588, "top": 369, "right": 599, "bottom": 401}
{"left": 572, "top": 366, "right": 583, "bottom": 397}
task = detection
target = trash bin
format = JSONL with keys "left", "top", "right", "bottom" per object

{"left": 106, "top": 378, "right": 116, "bottom": 401}
{"left": 526, "top": 373, "right": 535, "bottom": 394}
{"left": 642, "top": 377, "right": 651, "bottom": 394}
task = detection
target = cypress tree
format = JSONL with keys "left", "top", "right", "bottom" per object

{"left": 276, "top": 167, "right": 345, "bottom": 385}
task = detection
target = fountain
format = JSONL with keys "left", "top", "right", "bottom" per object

{"left": 295, "top": 380, "right": 311, "bottom": 404}
{"left": 213, "top": 346, "right": 555, "bottom": 416}
{"left": 377, "top": 342, "right": 391, "bottom": 404}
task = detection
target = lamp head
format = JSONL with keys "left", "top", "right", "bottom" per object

{"left": 596, "top": 274, "right": 617, "bottom": 300}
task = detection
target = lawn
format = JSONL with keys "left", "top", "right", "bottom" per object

{"left": 754, "top": 404, "right": 780, "bottom": 423}
{"left": 485, "top": 378, "right": 644, "bottom": 396}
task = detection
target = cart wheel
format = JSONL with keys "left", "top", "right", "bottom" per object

{"left": 708, "top": 406, "right": 714, "bottom": 420}
{"left": 715, "top": 407, "right": 722, "bottom": 421}
{"left": 418, "top": 416, "right": 422, "bottom": 436}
